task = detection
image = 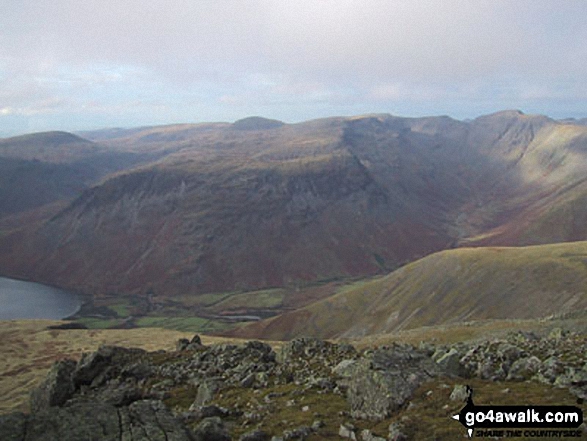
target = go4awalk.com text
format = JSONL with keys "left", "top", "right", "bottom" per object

{"left": 451, "top": 386, "right": 583, "bottom": 438}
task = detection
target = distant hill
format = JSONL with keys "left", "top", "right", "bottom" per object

{"left": 231, "top": 116, "right": 285, "bottom": 131}
{"left": 234, "top": 241, "right": 587, "bottom": 340}
{"left": 0, "top": 131, "right": 99, "bottom": 163}
{"left": 0, "top": 131, "right": 153, "bottom": 217}
{"left": 2, "top": 111, "right": 587, "bottom": 305}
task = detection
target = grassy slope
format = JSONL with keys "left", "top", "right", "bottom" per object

{"left": 0, "top": 320, "right": 260, "bottom": 413}
{"left": 234, "top": 241, "right": 587, "bottom": 340}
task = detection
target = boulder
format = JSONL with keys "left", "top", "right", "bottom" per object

{"left": 190, "top": 379, "right": 221, "bottom": 409}
{"left": 507, "top": 356, "right": 542, "bottom": 381}
{"left": 73, "top": 345, "right": 147, "bottom": 387}
{"left": 3, "top": 399, "right": 193, "bottom": 441}
{"left": 449, "top": 384, "right": 470, "bottom": 402}
{"left": 388, "top": 422, "right": 408, "bottom": 441}
{"left": 339, "top": 423, "right": 357, "bottom": 440}
{"left": 30, "top": 359, "right": 76, "bottom": 412}
{"left": 435, "top": 348, "right": 466, "bottom": 377}
{"left": 192, "top": 417, "right": 231, "bottom": 441}
{"left": 340, "top": 345, "right": 440, "bottom": 419}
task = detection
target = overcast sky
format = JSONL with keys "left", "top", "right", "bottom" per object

{"left": 1, "top": 0, "right": 586, "bottom": 136}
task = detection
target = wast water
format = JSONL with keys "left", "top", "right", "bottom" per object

{"left": 0, "top": 277, "right": 81, "bottom": 320}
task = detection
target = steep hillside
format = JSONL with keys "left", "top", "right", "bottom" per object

{"left": 3, "top": 112, "right": 587, "bottom": 305}
{"left": 2, "top": 118, "right": 452, "bottom": 296}
{"left": 234, "top": 241, "right": 587, "bottom": 340}
{"left": 0, "top": 131, "right": 154, "bottom": 217}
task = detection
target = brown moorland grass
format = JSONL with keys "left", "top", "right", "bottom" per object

{"left": 0, "top": 320, "right": 262, "bottom": 413}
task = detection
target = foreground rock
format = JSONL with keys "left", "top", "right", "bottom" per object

{"left": 0, "top": 400, "right": 192, "bottom": 441}
{"left": 336, "top": 344, "right": 441, "bottom": 419}
{"left": 1, "top": 332, "right": 586, "bottom": 440}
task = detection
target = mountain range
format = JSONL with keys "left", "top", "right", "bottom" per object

{"left": 1, "top": 111, "right": 587, "bottom": 337}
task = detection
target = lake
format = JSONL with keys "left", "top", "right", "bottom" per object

{"left": 0, "top": 277, "right": 82, "bottom": 320}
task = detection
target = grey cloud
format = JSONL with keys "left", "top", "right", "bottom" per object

{"left": 1, "top": 0, "right": 587, "bottom": 133}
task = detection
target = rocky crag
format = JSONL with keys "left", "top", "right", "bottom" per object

{"left": 1, "top": 331, "right": 586, "bottom": 440}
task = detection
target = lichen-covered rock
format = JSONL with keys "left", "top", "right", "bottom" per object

{"left": 124, "top": 400, "right": 194, "bottom": 441}
{"left": 507, "top": 356, "right": 542, "bottom": 381}
{"left": 190, "top": 379, "right": 221, "bottom": 409}
{"left": 29, "top": 359, "right": 76, "bottom": 412}
{"left": 388, "top": 422, "right": 408, "bottom": 441}
{"left": 10, "top": 332, "right": 587, "bottom": 440}
{"left": 1, "top": 400, "right": 193, "bottom": 441}
{"left": 239, "top": 429, "right": 270, "bottom": 441}
{"left": 0, "top": 412, "right": 27, "bottom": 441}
{"left": 340, "top": 345, "right": 440, "bottom": 419}
{"left": 435, "top": 348, "right": 466, "bottom": 377}
{"left": 73, "top": 345, "right": 146, "bottom": 387}
{"left": 449, "top": 384, "right": 470, "bottom": 402}
{"left": 279, "top": 338, "right": 356, "bottom": 364}
{"left": 192, "top": 416, "right": 231, "bottom": 441}
{"left": 339, "top": 422, "right": 357, "bottom": 439}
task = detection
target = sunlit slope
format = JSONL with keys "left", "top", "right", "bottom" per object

{"left": 236, "top": 241, "right": 587, "bottom": 340}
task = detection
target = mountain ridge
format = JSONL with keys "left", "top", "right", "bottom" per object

{"left": 1, "top": 111, "right": 587, "bottom": 323}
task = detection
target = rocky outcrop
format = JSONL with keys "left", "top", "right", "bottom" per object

{"left": 1, "top": 331, "right": 586, "bottom": 440}
{"left": 335, "top": 344, "right": 441, "bottom": 419}
{"left": 29, "top": 359, "right": 76, "bottom": 412}
{"left": 0, "top": 400, "right": 192, "bottom": 441}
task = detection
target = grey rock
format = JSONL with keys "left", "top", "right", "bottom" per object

{"left": 240, "top": 372, "right": 256, "bottom": 388}
{"left": 96, "top": 380, "right": 143, "bottom": 407}
{"left": 73, "top": 345, "right": 145, "bottom": 387}
{"left": 339, "top": 423, "right": 357, "bottom": 440}
{"left": 125, "top": 400, "right": 195, "bottom": 441}
{"left": 3, "top": 400, "right": 193, "bottom": 441}
{"left": 283, "top": 425, "right": 312, "bottom": 440}
{"left": 73, "top": 346, "right": 112, "bottom": 386}
{"left": 435, "top": 348, "right": 466, "bottom": 377}
{"left": 239, "top": 430, "right": 270, "bottom": 441}
{"left": 0, "top": 412, "right": 27, "bottom": 441}
{"left": 190, "top": 379, "right": 220, "bottom": 409}
{"left": 176, "top": 338, "right": 190, "bottom": 351}
{"left": 279, "top": 338, "right": 355, "bottom": 365}
{"left": 388, "top": 422, "right": 408, "bottom": 441}
{"left": 548, "top": 328, "right": 566, "bottom": 340}
{"left": 507, "top": 356, "right": 542, "bottom": 381}
{"left": 193, "top": 417, "right": 231, "bottom": 441}
{"left": 496, "top": 343, "right": 522, "bottom": 363}
{"left": 344, "top": 345, "right": 440, "bottom": 419}
{"left": 121, "top": 361, "right": 153, "bottom": 380}
{"left": 333, "top": 359, "right": 358, "bottom": 377}
{"left": 449, "top": 384, "right": 470, "bottom": 402}
{"left": 195, "top": 404, "right": 230, "bottom": 418}
{"left": 30, "top": 359, "right": 76, "bottom": 412}
{"left": 311, "top": 419, "right": 325, "bottom": 430}
{"left": 24, "top": 402, "right": 122, "bottom": 441}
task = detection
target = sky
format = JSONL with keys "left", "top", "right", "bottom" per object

{"left": 1, "top": 0, "right": 587, "bottom": 136}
